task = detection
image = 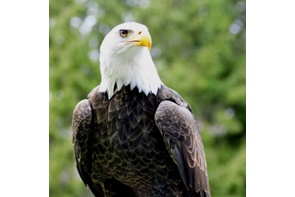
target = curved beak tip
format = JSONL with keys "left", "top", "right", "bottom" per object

{"left": 126, "top": 35, "right": 152, "bottom": 50}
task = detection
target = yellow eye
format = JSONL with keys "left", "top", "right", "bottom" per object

{"left": 119, "top": 29, "right": 129, "bottom": 37}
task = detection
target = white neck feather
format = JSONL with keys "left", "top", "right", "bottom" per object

{"left": 98, "top": 47, "right": 163, "bottom": 99}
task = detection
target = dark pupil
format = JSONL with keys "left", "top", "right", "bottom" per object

{"left": 120, "top": 30, "right": 128, "bottom": 37}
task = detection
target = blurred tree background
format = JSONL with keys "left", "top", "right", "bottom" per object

{"left": 49, "top": 0, "right": 245, "bottom": 196}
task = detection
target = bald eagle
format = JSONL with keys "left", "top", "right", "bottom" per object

{"left": 72, "top": 22, "right": 210, "bottom": 197}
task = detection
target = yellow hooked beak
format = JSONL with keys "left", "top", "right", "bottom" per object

{"left": 126, "top": 31, "right": 152, "bottom": 50}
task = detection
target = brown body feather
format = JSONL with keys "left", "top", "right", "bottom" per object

{"left": 72, "top": 85, "right": 210, "bottom": 197}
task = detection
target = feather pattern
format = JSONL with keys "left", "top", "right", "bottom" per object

{"left": 72, "top": 85, "right": 210, "bottom": 197}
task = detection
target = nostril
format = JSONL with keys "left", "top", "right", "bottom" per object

{"left": 138, "top": 31, "right": 142, "bottom": 35}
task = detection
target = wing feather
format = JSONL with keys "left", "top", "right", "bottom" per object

{"left": 72, "top": 99, "right": 105, "bottom": 196}
{"left": 155, "top": 100, "right": 210, "bottom": 196}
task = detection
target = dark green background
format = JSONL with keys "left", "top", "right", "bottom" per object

{"left": 49, "top": 0, "right": 246, "bottom": 196}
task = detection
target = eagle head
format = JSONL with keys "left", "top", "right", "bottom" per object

{"left": 98, "top": 22, "right": 162, "bottom": 99}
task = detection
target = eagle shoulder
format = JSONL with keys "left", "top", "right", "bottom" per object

{"left": 155, "top": 86, "right": 210, "bottom": 196}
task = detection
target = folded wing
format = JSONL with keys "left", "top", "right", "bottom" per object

{"left": 155, "top": 101, "right": 210, "bottom": 197}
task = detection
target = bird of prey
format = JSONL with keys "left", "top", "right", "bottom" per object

{"left": 72, "top": 22, "right": 210, "bottom": 197}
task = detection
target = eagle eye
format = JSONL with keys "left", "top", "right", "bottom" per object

{"left": 119, "top": 29, "right": 129, "bottom": 37}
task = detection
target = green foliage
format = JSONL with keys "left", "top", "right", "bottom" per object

{"left": 50, "top": 0, "right": 246, "bottom": 196}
